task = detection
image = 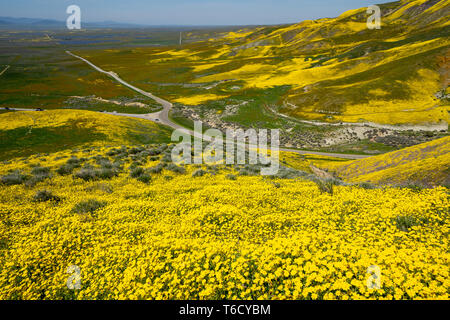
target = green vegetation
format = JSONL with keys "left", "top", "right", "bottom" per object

{"left": 0, "top": 110, "right": 173, "bottom": 160}
{"left": 71, "top": 199, "right": 107, "bottom": 215}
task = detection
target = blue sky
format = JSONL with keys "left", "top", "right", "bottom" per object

{"left": 0, "top": 0, "right": 393, "bottom": 25}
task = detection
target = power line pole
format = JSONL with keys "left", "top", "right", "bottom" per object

{"left": 179, "top": 32, "right": 182, "bottom": 46}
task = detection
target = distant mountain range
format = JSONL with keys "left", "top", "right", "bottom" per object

{"left": 0, "top": 16, "right": 149, "bottom": 29}
{"left": 0, "top": 16, "right": 253, "bottom": 30}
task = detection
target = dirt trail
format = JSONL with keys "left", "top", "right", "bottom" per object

{"left": 0, "top": 65, "right": 10, "bottom": 77}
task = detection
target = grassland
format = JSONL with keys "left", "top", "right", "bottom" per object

{"left": 0, "top": 35, "right": 162, "bottom": 114}
{"left": 0, "top": 110, "right": 172, "bottom": 160}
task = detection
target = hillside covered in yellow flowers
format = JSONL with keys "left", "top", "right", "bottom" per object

{"left": 0, "top": 139, "right": 448, "bottom": 300}
{"left": 322, "top": 136, "right": 450, "bottom": 187}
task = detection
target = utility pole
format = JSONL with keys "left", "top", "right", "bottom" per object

{"left": 179, "top": 32, "right": 182, "bottom": 46}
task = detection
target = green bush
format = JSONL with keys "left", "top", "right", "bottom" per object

{"left": 394, "top": 215, "right": 420, "bottom": 232}
{"left": 130, "top": 167, "right": 145, "bottom": 178}
{"left": 192, "top": 169, "right": 206, "bottom": 178}
{"left": 403, "top": 184, "right": 425, "bottom": 192}
{"left": 57, "top": 164, "right": 75, "bottom": 176}
{"left": 166, "top": 163, "right": 186, "bottom": 174}
{"left": 97, "top": 168, "right": 118, "bottom": 180}
{"left": 33, "top": 190, "right": 60, "bottom": 203}
{"left": 148, "top": 164, "right": 164, "bottom": 174}
{"left": 66, "top": 157, "right": 81, "bottom": 167}
{"left": 96, "top": 158, "right": 113, "bottom": 169}
{"left": 161, "top": 154, "right": 172, "bottom": 163}
{"left": 71, "top": 199, "right": 107, "bottom": 215}
{"left": 358, "top": 182, "right": 377, "bottom": 189}
{"left": 74, "top": 166, "right": 118, "bottom": 181}
{"left": 0, "top": 171, "right": 29, "bottom": 185}
{"left": 314, "top": 178, "right": 339, "bottom": 195}
{"left": 28, "top": 166, "right": 52, "bottom": 186}
{"left": 75, "top": 168, "right": 98, "bottom": 181}
{"left": 137, "top": 174, "right": 152, "bottom": 184}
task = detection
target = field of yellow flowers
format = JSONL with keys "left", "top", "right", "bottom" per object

{"left": 0, "top": 145, "right": 448, "bottom": 300}
{"left": 322, "top": 136, "right": 450, "bottom": 188}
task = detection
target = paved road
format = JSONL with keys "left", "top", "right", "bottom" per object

{"left": 65, "top": 51, "right": 198, "bottom": 136}
{"left": 3, "top": 52, "right": 370, "bottom": 160}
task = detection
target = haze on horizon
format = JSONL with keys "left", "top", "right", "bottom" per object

{"left": 0, "top": 0, "right": 395, "bottom": 26}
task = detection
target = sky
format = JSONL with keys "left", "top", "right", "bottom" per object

{"left": 0, "top": 0, "right": 394, "bottom": 26}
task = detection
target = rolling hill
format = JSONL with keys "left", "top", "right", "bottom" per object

{"left": 322, "top": 135, "right": 450, "bottom": 187}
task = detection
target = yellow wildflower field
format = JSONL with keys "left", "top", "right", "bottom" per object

{"left": 324, "top": 136, "right": 450, "bottom": 187}
{"left": 0, "top": 146, "right": 448, "bottom": 300}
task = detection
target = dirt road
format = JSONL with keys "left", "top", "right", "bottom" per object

{"left": 0, "top": 65, "right": 10, "bottom": 77}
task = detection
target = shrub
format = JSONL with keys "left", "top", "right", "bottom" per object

{"left": 192, "top": 169, "right": 206, "bottom": 178}
{"left": 166, "top": 164, "right": 186, "bottom": 174}
{"left": 31, "top": 166, "right": 49, "bottom": 175}
{"left": 148, "top": 164, "right": 164, "bottom": 174}
{"left": 148, "top": 149, "right": 161, "bottom": 156}
{"left": 161, "top": 154, "right": 172, "bottom": 163}
{"left": 96, "top": 168, "right": 117, "bottom": 180}
{"left": 30, "top": 166, "right": 51, "bottom": 183}
{"left": 394, "top": 215, "right": 421, "bottom": 232}
{"left": 85, "top": 183, "right": 113, "bottom": 194}
{"left": 107, "top": 147, "right": 127, "bottom": 157}
{"left": 137, "top": 174, "right": 152, "bottom": 184}
{"left": 130, "top": 167, "right": 145, "bottom": 178}
{"left": 358, "top": 182, "right": 377, "bottom": 189}
{"left": 66, "top": 157, "right": 81, "bottom": 166}
{"left": 57, "top": 164, "right": 75, "bottom": 176}
{"left": 71, "top": 199, "right": 107, "bottom": 215}
{"left": 96, "top": 158, "right": 113, "bottom": 169}
{"left": 129, "top": 147, "right": 144, "bottom": 155}
{"left": 314, "top": 178, "right": 339, "bottom": 195}
{"left": 0, "top": 171, "right": 29, "bottom": 185}
{"left": 226, "top": 174, "right": 237, "bottom": 180}
{"left": 403, "top": 184, "right": 425, "bottom": 192}
{"left": 75, "top": 168, "right": 98, "bottom": 181}
{"left": 33, "top": 190, "right": 60, "bottom": 203}
{"left": 112, "top": 161, "right": 124, "bottom": 171}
